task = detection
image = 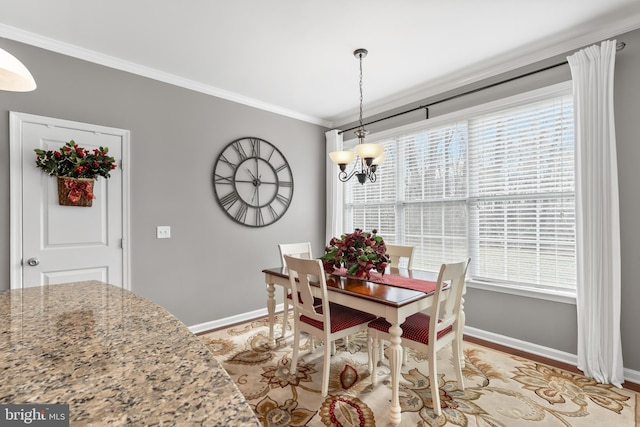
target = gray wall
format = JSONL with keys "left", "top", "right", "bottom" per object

{"left": 343, "top": 28, "right": 640, "bottom": 373}
{"left": 0, "top": 38, "right": 327, "bottom": 326}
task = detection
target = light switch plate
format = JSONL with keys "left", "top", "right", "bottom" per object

{"left": 156, "top": 226, "right": 171, "bottom": 239}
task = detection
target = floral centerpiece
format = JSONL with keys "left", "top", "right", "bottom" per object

{"left": 320, "top": 228, "right": 389, "bottom": 279}
{"left": 34, "top": 140, "right": 116, "bottom": 207}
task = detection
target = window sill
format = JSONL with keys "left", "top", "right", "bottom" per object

{"left": 466, "top": 279, "right": 576, "bottom": 305}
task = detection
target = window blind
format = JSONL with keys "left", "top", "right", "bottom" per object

{"left": 400, "top": 123, "right": 469, "bottom": 270}
{"left": 468, "top": 95, "right": 576, "bottom": 291}
{"left": 344, "top": 141, "right": 398, "bottom": 241}
{"left": 341, "top": 85, "right": 576, "bottom": 293}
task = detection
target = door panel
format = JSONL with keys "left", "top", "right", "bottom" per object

{"left": 11, "top": 113, "right": 129, "bottom": 289}
{"left": 42, "top": 267, "right": 108, "bottom": 286}
{"left": 46, "top": 177, "right": 108, "bottom": 246}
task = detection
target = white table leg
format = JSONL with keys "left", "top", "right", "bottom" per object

{"left": 388, "top": 321, "right": 403, "bottom": 426}
{"left": 266, "top": 282, "right": 276, "bottom": 347}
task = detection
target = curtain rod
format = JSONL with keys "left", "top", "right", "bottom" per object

{"left": 339, "top": 40, "right": 626, "bottom": 135}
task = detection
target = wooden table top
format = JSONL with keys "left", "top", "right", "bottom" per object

{"left": 263, "top": 266, "right": 439, "bottom": 308}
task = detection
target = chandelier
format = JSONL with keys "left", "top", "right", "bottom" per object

{"left": 0, "top": 48, "right": 37, "bottom": 92}
{"left": 329, "top": 48, "right": 385, "bottom": 184}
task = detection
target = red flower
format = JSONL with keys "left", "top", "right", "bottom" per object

{"left": 320, "top": 229, "right": 390, "bottom": 279}
{"left": 34, "top": 140, "right": 117, "bottom": 181}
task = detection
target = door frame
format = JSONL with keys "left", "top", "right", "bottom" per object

{"left": 9, "top": 111, "right": 131, "bottom": 290}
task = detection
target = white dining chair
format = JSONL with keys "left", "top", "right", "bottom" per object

{"left": 368, "top": 257, "right": 470, "bottom": 416}
{"left": 277, "top": 242, "right": 313, "bottom": 340}
{"left": 386, "top": 244, "right": 415, "bottom": 269}
{"left": 285, "top": 255, "right": 377, "bottom": 397}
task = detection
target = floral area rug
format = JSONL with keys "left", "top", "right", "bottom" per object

{"left": 198, "top": 316, "right": 638, "bottom": 427}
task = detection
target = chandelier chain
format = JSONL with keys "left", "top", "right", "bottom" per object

{"left": 359, "top": 52, "right": 364, "bottom": 131}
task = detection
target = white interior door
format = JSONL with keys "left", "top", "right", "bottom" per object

{"left": 10, "top": 112, "right": 130, "bottom": 289}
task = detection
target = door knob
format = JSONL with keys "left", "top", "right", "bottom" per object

{"left": 27, "top": 258, "right": 40, "bottom": 266}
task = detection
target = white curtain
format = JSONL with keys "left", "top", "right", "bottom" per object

{"left": 568, "top": 40, "right": 624, "bottom": 387}
{"left": 325, "top": 130, "right": 343, "bottom": 243}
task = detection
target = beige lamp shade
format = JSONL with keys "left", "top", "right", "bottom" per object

{"left": 0, "top": 48, "right": 37, "bottom": 92}
{"left": 329, "top": 150, "right": 356, "bottom": 165}
{"left": 354, "top": 143, "right": 383, "bottom": 160}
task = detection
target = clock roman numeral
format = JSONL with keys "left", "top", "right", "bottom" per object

{"left": 220, "top": 191, "right": 239, "bottom": 208}
{"left": 214, "top": 173, "right": 233, "bottom": 184}
{"left": 279, "top": 180, "right": 292, "bottom": 187}
{"left": 266, "top": 146, "right": 275, "bottom": 162}
{"left": 235, "top": 201, "right": 249, "bottom": 223}
{"left": 268, "top": 205, "right": 278, "bottom": 220}
{"left": 275, "top": 163, "right": 287, "bottom": 173}
{"left": 275, "top": 193, "right": 290, "bottom": 206}
{"left": 250, "top": 138, "right": 261, "bottom": 158}
{"left": 232, "top": 140, "right": 248, "bottom": 160}
{"left": 219, "top": 153, "right": 237, "bottom": 169}
{"left": 256, "top": 207, "right": 264, "bottom": 226}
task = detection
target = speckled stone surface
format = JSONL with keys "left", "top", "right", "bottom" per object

{"left": 0, "top": 281, "right": 261, "bottom": 426}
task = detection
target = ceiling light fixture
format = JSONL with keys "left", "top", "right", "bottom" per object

{"left": 329, "top": 48, "right": 384, "bottom": 184}
{"left": 0, "top": 47, "right": 37, "bottom": 92}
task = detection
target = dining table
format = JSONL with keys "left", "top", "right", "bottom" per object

{"left": 262, "top": 265, "right": 465, "bottom": 426}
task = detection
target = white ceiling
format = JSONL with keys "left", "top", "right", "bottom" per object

{"left": 2, "top": 1, "right": 640, "bottom": 127}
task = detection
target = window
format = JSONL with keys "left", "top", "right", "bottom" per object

{"left": 342, "top": 83, "right": 576, "bottom": 295}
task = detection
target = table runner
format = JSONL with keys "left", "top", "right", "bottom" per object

{"left": 330, "top": 267, "right": 437, "bottom": 294}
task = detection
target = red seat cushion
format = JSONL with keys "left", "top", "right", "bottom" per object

{"left": 300, "top": 303, "right": 376, "bottom": 333}
{"left": 368, "top": 312, "right": 453, "bottom": 345}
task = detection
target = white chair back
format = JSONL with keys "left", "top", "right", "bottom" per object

{"left": 284, "top": 255, "right": 328, "bottom": 326}
{"left": 386, "top": 244, "right": 415, "bottom": 269}
{"left": 430, "top": 257, "right": 471, "bottom": 341}
{"left": 279, "top": 242, "right": 313, "bottom": 267}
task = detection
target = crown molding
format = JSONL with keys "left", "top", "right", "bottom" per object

{"left": 332, "top": 14, "right": 640, "bottom": 128}
{"left": 0, "top": 24, "right": 332, "bottom": 128}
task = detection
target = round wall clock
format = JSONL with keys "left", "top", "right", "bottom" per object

{"left": 213, "top": 137, "right": 294, "bottom": 227}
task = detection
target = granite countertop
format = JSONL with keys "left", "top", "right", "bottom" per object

{"left": 0, "top": 281, "right": 261, "bottom": 426}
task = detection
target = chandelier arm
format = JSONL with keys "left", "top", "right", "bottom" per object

{"left": 338, "top": 171, "right": 350, "bottom": 182}
{"left": 338, "top": 160, "right": 361, "bottom": 183}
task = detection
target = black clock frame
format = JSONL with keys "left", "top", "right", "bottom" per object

{"left": 213, "top": 137, "right": 294, "bottom": 227}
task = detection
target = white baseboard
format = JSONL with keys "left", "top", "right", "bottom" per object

{"left": 464, "top": 326, "right": 640, "bottom": 386}
{"left": 625, "top": 367, "right": 640, "bottom": 385}
{"left": 188, "top": 303, "right": 285, "bottom": 334}
{"left": 464, "top": 325, "right": 578, "bottom": 364}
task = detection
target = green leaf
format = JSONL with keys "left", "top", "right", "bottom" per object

{"left": 347, "top": 263, "right": 359, "bottom": 275}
